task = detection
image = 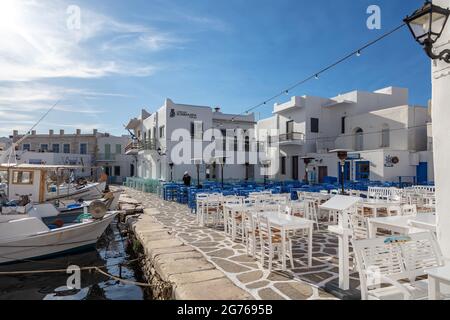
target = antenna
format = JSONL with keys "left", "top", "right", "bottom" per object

{"left": 3, "top": 100, "right": 61, "bottom": 166}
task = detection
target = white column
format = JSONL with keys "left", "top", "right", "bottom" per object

{"left": 432, "top": 0, "right": 450, "bottom": 258}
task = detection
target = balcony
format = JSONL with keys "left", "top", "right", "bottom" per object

{"left": 96, "top": 153, "right": 117, "bottom": 161}
{"left": 141, "top": 139, "right": 157, "bottom": 151}
{"left": 125, "top": 142, "right": 141, "bottom": 155}
{"left": 274, "top": 132, "right": 306, "bottom": 146}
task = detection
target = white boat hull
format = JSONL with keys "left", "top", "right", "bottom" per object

{"left": 46, "top": 182, "right": 106, "bottom": 202}
{"left": 0, "top": 212, "right": 118, "bottom": 264}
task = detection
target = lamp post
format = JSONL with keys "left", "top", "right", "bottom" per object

{"left": 169, "top": 162, "right": 174, "bottom": 182}
{"left": 330, "top": 149, "right": 351, "bottom": 195}
{"left": 404, "top": 1, "right": 450, "bottom": 62}
{"left": 260, "top": 159, "right": 271, "bottom": 188}
{"left": 406, "top": 0, "right": 450, "bottom": 258}
{"left": 301, "top": 157, "right": 315, "bottom": 184}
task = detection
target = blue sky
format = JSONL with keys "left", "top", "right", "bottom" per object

{"left": 0, "top": 0, "right": 430, "bottom": 137}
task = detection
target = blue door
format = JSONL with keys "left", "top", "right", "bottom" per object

{"left": 338, "top": 162, "right": 351, "bottom": 184}
{"left": 416, "top": 162, "right": 428, "bottom": 185}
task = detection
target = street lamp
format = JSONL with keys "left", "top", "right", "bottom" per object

{"left": 330, "top": 149, "right": 351, "bottom": 195}
{"left": 169, "top": 162, "right": 174, "bottom": 182}
{"left": 260, "top": 159, "right": 271, "bottom": 188}
{"left": 192, "top": 158, "right": 203, "bottom": 189}
{"left": 404, "top": 1, "right": 450, "bottom": 62}
{"left": 301, "top": 157, "right": 315, "bottom": 184}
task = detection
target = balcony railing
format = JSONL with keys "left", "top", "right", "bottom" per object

{"left": 140, "top": 139, "right": 157, "bottom": 151}
{"left": 96, "top": 153, "right": 116, "bottom": 161}
{"left": 125, "top": 142, "right": 141, "bottom": 154}
{"left": 279, "top": 132, "right": 305, "bottom": 143}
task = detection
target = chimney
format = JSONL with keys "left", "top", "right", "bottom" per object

{"left": 31, "top": 130, "right": 36, "bottom": 135}
{"left": 76, "top": 129, "right": 81, "bottom": 135}
{"left": 93, "top": 129, "right": 98, "bottom": 135}
{"left": 60, "top": 129, "right": 65, "bottom": 135}
{"left": 49, "top": 129, "right": 54, "bottom": 135}
{"left": 13, "top": 130, "right": 18, "bottom": 136}
{"left": 214, "top": 107, "right": 221, "bottom": 113}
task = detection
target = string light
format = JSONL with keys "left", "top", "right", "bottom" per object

{"left": 230, "top": 23, "right": 406, "bottom": 121}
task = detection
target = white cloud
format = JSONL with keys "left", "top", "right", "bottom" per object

{"left": 0, "top": 0, "right": 175, "bottom": 81}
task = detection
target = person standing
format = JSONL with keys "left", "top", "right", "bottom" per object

{"left": 183, "top": 171, "right": 191, "bottom": 186}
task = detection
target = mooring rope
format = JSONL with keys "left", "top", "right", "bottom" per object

{"left": 0, "top": 257, "right": 159, "bottom": 288}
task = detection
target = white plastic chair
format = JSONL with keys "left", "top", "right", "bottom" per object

{"left": 354, "top": 232, "right": 444, "bottom": 300}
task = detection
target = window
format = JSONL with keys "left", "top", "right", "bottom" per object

{"left": 52, "top": 144, "right": 60, "bottom": 153}
{"left": 114, "top": 166, "right": 121, "bottom": 177}
{"left": 381, "top": 124, "right": 390, "bottom": 148}
{"left": 354, "top": 128, "right": 364, "bottom": 151}
{"left": 40, "top": 144, "right": 48, "bottom": 152}
{"left": 159, "top": 126, "right": 165, "bottom": 138}
{"left": 341, "top": 117, "right": 346, "bottom": 134}
{"left": 12, "top": 170, "right": 34, "bottom": 185}
{"left": 221, "top": 129, "right": 227, "bottom": 152}
{"left": 191, "top": 121, "right": 203, "bottom": 140}
{"left": 80, "top": 143, "right": 88, "bottom": 155}
{"left": 286, "top": 120, "right": 294, "bottom": 140}
{"left": 63, "top": 144, "right": 70, "bottom": 154}
{"left": 281, "top": 157, "right": 286, "bottom": 175}
{"left": 104, "top": 144, "right": 111, "bottom": 160}
{"left": 115, "top": 144, "right": 122, "bottom": 154}
{"left": 311, "top": 118, "right": 319, "bottom": 133}
{"left": 245, "top": 136, "right": 250, "bottom": 152}
{"left": 234, "top": 136, "right": 238, "bottom": 152}
{"left": 23, "top": 144, "right": 31, "bottom": 151}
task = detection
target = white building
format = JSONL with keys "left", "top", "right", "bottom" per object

{"left": 126, "top": 99, "right": 257, "bottom": 183}
{"left": 256, "top": 86, "right": 433, "bottom": 184}
{"left": 96, "top": 134, "right": 136, "bottom": 184}
{"left": 4, "top": 129, "right": 135, "bottom": 184}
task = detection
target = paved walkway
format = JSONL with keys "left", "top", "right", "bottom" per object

{"left": 125, "top": 188, "right": 359, "bottom": 300}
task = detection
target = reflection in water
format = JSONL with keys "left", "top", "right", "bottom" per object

{"left": 0, "top": 221, "right": 148, "bottom": 300}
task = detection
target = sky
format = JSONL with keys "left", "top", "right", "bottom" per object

{"left": 0, "top": 0, "right": 431, "bottom": 137}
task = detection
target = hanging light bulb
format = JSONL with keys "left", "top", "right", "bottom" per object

{"left": 285, "top": 90, "right": 289, "bottom": 95}
{"left": 315, "top": 74, "right": 319, "bottom": 80}
{"left": 356, "top": 50, "right": 362, "bottom": 57}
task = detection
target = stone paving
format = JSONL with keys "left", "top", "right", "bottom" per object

{"left": 125, "top": 188, "right": 361, "bottom": 300}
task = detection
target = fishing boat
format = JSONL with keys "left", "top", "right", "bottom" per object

{"left": 0, "top": 164, "right": 106, "bottom": 203}
{"left": 0, "top": 201, "right": 119, "bottom": 265}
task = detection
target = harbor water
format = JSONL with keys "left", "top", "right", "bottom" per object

{"left": 0, "top": 219, "right": 149, "bottom": 300}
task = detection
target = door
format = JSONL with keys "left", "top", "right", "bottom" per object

{"left": 416, "top": 162, "right": 428, "bottom": 185}
{"left": 292, "top": 156, "right": 299, "bottom": 181}
{"left": 286, "top": 120, "right": 294, "bottom": 140}
{"left": 318, "top": 166, "right": 328, "bottom": 183}
{"left": 355, "top": 161, "right": 370, "bottom": 181}
{"left": 338, "top": 162, "right": 351, "bottom": 183}
{"left": 246, "top": 164, "right": 254, "bottom": 181}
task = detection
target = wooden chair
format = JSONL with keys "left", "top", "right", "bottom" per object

{"left": 257, "top": 215, "right": 294, "bottom": 272}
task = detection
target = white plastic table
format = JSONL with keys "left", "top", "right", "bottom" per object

{"left": 426, "top": 264, "right": 450, "bottom": 300}
{"left": 368, "top": 213, "right": 436, "bottom": 238}
{"left": 320, "top": 195, "right": 362, "bottom": 291}
{"left": 361, "top": 199, "right": 401, "bottom": 217}
{"left": 257, "top": 212, "right": 314, "bottom": 270}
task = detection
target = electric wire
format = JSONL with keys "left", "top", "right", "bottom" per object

{"left": 231, "top": 23, "right": 406, "bottom": 121}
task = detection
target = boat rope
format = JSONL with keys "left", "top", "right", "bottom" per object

{"left": 0, "top": 258, "right": 158, "bottom": 288}
{"left": 94, "top": 267, "right": 154, "bottom": 287}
